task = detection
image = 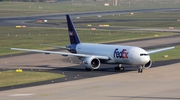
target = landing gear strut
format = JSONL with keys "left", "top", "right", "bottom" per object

{"left": 138, "top": 65, "right": 143, "bottom": 73}
{"left": 114, "top": 64, "right": 124, "bottom": 71}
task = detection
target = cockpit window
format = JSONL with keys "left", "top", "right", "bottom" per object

{"left": 140, "top": 54, "right": 149, "bottom": 56}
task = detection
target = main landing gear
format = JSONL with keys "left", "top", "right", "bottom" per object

{"left": 114, "top": 64, "right": 124, "bottom": 71}
{"left": 114, "top": 64, "right": 144, "bottom": 73}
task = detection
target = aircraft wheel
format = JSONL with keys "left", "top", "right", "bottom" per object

{"left": 114, "top": 66, "right": 124, "bottom": 71}
{"left": 114, "top": 66, "right": 120, "bottom": 70}
{"left": 121, "top": 67, "right": 124, "bottom": 71}
{"left": 138, "top": 68, "right": 143, "bottom": 73}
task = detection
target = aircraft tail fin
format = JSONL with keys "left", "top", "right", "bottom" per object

{"left": 66, "top": 15, "right": 81, "bottom": 44}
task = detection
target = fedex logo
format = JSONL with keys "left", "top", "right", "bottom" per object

{"left": 114, "top": 48, "right": 128, "bottom": 58}
{"left": 69, "top": 31, "right": 74, "bottom": 36}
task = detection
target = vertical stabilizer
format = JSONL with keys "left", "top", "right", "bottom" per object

{"left": 66, "top": 15, "right": 81, "bottom": 44}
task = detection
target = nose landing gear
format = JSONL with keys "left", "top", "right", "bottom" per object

{"left": 138, "top": 65, "right": 143, "bottom": 73}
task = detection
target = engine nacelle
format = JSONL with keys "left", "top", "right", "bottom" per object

{"left": 143, "top": 60, "right": 152, "bottom": 69}
{"left": 83, "top": 56, "right": 101, "bottom": 70}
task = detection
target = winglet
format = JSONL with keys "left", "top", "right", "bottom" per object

{"left": 66, "top": 15, "right": 81, "bottom": 44}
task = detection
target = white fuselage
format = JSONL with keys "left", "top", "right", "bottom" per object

{"left": 76, "top": 43, "right": 150, "bottom": 65}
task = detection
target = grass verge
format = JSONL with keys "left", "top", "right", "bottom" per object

{"left": 0, "top": 70, "right": 65, "bottom": 87}
{"left": 150, "top": 45, "right": 180, "bottom": 61}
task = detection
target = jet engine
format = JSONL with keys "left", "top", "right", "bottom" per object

{"left": 83, "top": 56, "right": 101, "bottom": 70}
{"left": 143, "top": 60, "right": 152, "bottom": 69}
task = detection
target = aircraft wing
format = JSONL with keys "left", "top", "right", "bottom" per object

{"left": 11, "top": 48, "right": 110, "bottom": 60}
{"left": 147, "top": 46, "right": 175, "bottom": 54}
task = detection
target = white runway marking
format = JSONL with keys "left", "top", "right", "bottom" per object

{"left": 9, "top": 93, "right": 35, "bottom": 97}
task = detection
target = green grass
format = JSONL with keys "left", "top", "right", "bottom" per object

{"left": 0, "top": 70, "right": 65, "bottom": 87}
{"left": 150, "top": 46, "right": 180, "bottom": 61}
{"left": 0, "top": 1, "right": 180, "bottom": 17}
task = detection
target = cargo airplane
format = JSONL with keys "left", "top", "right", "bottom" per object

{"left": 11, "top": 15, "right": 174, "bottom": 73}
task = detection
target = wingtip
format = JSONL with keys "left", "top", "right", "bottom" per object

{"left": 170, "top": 46, "right": 175, "bottom": 49}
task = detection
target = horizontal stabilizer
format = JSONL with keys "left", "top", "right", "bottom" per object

{"left": 39, "top": 44, "right": 70, "bottom": 50}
